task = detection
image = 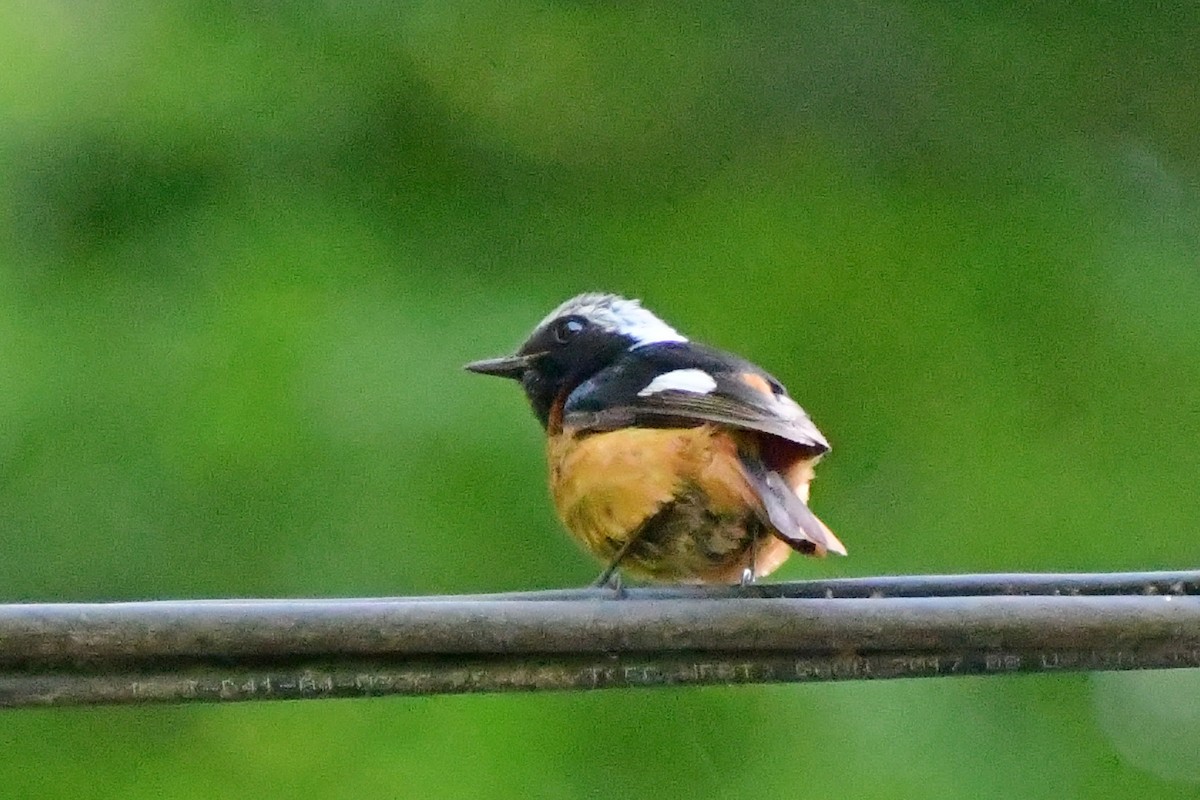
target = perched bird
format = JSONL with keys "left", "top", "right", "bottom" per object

{"left": 465, "top": 293, "right": 845, "bottom": 585}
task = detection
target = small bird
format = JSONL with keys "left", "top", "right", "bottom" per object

{"left": 465, "top": 293, "right": 845, "bottom": 585}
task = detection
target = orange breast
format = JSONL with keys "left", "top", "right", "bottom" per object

{"left": 548, "top": 427, "right": 700, "bottom": 555}
{"left": 546, "top": 425, "right": 792, "bottom": 582}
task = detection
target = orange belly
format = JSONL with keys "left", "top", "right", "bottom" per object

{"left": 546, "top": 425, "right": 793, "bottom": 583}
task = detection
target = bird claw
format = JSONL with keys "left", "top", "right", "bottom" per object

{"left": 591, "top": 569, "right": 626, "bottom": 598}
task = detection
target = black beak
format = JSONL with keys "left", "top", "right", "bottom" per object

{"left": 463, "top": 354, "right": 532, "bottom": 380}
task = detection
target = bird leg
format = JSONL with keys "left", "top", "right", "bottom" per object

{"left": 591, "top": 535, "right": 639, "bottom": 592}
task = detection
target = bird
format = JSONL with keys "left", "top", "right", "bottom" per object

{"left": 465, "top": 292, "right": 845, "bottom": 585}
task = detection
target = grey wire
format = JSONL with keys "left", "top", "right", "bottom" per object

{"left": 2, "top": 570, "right": 1198, "bottom": 709}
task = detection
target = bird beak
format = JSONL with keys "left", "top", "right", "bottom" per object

{"left": 463, "top": 354, "right": 533, "bottom": 380}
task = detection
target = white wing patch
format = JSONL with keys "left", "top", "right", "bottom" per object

{"left": 637, "top": 368, "right": 718, "bottom": 397}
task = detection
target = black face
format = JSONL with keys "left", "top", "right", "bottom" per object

{"left": 465, "top": 314, "right": 634, "bottom": 429}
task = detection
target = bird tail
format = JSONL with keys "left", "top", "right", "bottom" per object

{"left": 739, "top": 454, "right": 847, "bottom": 557}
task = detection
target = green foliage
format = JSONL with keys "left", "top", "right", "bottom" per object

{"left": 1, "top": 2, "right": 1198, "bottom": 796}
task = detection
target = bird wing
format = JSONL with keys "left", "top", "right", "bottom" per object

{"left": 561, "top": 342, "right": 829, "bottom": 452}
{"left": 564, "top": 385, "right": 829, "bottom": 451}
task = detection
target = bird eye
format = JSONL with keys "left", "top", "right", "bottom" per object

{"left": 552, "top": 316, "right": 586, "bottom": 344}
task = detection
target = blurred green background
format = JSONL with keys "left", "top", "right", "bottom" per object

{"left": 2, "top": 2, "right": 1199, "bottom": 797}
